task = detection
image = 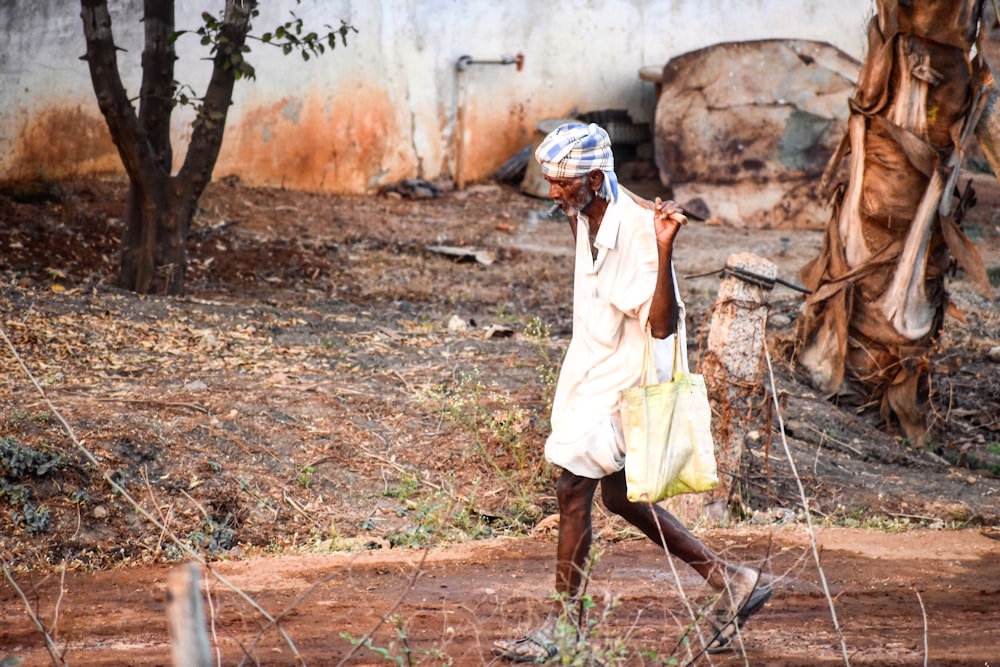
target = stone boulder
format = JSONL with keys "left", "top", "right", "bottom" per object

{"left": 654, "top": 39, "right": 859, "bottom": 228}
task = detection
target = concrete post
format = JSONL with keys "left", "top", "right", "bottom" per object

{"left": 667, "top": 252, "right": 776, "bottom": 525}
{"left": 167, "top": 561, "right": 212, "bottom": 667}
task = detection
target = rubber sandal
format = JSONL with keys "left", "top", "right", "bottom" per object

{"left": 492, "top": 628, "right": 559, "bottom": 663}
{"left": 736, "top": 582, "right": 773, "bottom": 626}
{"left": 706, "top": 582, "right": 773, "bottom": 654}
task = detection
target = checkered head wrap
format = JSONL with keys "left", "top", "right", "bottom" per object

{"left": 535, "top": 122, "right": 619, "bottom": 203}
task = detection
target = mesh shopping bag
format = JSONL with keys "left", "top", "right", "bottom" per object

{"left": 620, "top": 302, "right": 718, "bottom": 503}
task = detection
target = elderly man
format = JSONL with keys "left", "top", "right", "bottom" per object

{"left": 492, "top": 123, "right": 772, "bottom": 662}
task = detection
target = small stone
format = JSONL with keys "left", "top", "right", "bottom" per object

{"left": 484, "top": 324, "right": 514, "bottom": 339}
{"left": 987, "top": 346, "right": 1000, "bottom": 363}
{"left": 93, "top": 505, "right": 108, "bottom": 519}
{"left": 769, "top": 314, "right": 792, "bottom": 328}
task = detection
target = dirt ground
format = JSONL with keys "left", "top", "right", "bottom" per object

{"left": 1, "top": 169, "right": 999, "bottom": 666}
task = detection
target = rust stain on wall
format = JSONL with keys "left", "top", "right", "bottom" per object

{"left": 3, "top": 89, "right": 533, "bottom": 193}
{"left": 3, "top": 105, "right": 120, "bottom": 181}
{"left": 461, "top": 100, "right": 532, "bottom": 184}
{"left": 218, "top": 83, "right": 408, "bottom": 193}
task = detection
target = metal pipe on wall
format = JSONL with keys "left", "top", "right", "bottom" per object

{"left": 454, "top": 53, "right": 524, "bottom": 190}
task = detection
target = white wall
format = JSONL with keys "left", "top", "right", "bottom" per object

{"left": 0, "top": 0, "right": 873, "bottom": 193}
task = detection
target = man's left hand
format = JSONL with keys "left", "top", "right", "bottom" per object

{"left": 653, "top": 197, "right": 686, "bottom": 245}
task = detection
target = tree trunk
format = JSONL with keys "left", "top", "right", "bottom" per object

{"left": 795, "top": 0, "right": 992, "bottom": 443}
{"left": 81, "top": 0, "right": 255, "bottom": 295}
{"left": 118, "top": 181, "right": 191, "bottom": 294}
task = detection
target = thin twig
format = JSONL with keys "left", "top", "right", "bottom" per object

{"left": 646, "top": 499, "right": 715, "bottom": 661}
{"left": 763, "top": 337, "right": 851, "bottom": 666}
{"left": 913, "top": 585, "right": 929, "bottom": 667}
{"left": 235, "top": 568, "right": 342, "bottom": 667}
{"left": 334, "top": 548, "right": 431, "bottom": 667}
{"left": 70, "top": 502, "right": 82, "bottom": 541}
{"left": 141, "top": 466, "right": 176, "bottom": 558}
{"left": 799, "top": 422, "right": 866, "bottom": 457}
{"left": 51, "top": 565, "right": 67, "bottom": 654}
{"left": 359, "top": 445, "right": 444, "bottom": 491}
{"left": 282, "top": 490, "right": 324, "bottom": 530}
{"left": 202, "top": 568, "right": 222, "bottom": 667}
{"left": 94, "top": 397, "right": 211, "bottom": 414}
{"left": 387, "top": 369, "right": 415, "bottom": 394}
{"left": 2, "top": 325, "right": 303, "bottom": 664}
{"left": 0, "top": 559, "right": 66, "bottom": 666}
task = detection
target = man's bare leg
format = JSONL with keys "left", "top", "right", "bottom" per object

{"left": 554, "top": 469, "right": 601, "bottom": 600}
{"left": 491, "top": 469, "right": 600, "bottom": 661}
{"left": 599, "top": 470, "right": 755, "bottom": 604}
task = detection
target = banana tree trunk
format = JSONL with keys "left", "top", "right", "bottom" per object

{"left": 795, "top": 0, "right": 992, "bottom": 443}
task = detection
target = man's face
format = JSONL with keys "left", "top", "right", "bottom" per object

{"left": 545, "top": 174, "right": 594, "bottom": 217}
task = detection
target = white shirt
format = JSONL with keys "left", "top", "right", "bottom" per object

{"left": 545, "top": 194, "right": 678, "bottom": 478}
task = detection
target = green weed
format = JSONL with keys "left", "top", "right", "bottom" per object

{"left": 415, "top": 315, "right": 564, "bottom": 539}
{"left": 341, "top": 612, "right": 457, "bottom": 666}
{"left": 0, "top": 435, "right": 62, "bottom": 478}
{"left": 419, "top": 368, "right": 551, "bottom": 532}
{"left": 310, "top": 521, "right": 353, "bottom": 551}
{"left": 342, "top": 614, "right": 412, "bottom": 666}
{"left": 385, "top": 489, "right": 492, "bottom": 548}
{"left": 9, "top": 411, "right": 54, "bottom": 426}
{"left": 381, "top": 317, "right": 562, "bottom": 548}
{"left": 492, "top": 303, "right": 520, "bottom": 325}
{"left": 524, "top": 316, "right": 559, "bottom": 412}
{"left": 0, "top": 436, "right": 62, "bottom": 534}
{"left": 383, "top": 472, "right": 420, "bottom": 500}
{"left": 298, "top": 464, "right": 315, "bottom": 489}
{"left": 165, "top": 513, "right": 236, "bottom": 559}
{"left": 546, "top": 551, "right": 636, "bottom": 666}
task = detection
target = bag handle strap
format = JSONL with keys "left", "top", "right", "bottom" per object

{"left": 641, "top": 327, "right": 657, "bottom": 386}
{"left": 671, "top": 262, "right": 689, "bottom": 377}
{"left": 642, "top": 262, "right": 689, "bottom": 385}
